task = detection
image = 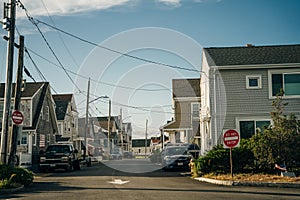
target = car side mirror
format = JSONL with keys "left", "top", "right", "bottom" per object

{"left": 74, "top": 149, "right": 78, "bottom": 154}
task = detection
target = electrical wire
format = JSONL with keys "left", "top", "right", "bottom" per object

{"left": 17, "top": 0, "right": 82, "bottom": 93}
{"left": 35, "top": 19, "right": 200, "bottom": 73}
{"left": 25, "top": 47, "right": 171, "bottom": 92}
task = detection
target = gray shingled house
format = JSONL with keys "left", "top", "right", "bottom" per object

{"left": 200, "top": 44, "right": 300, "bottom": 155}
{"left": 161, "top": 78, "right": 200, "bottom": 146}
{"left": 52, "top": 94, "right": 79, "bottom": 148}
{"left": 0, "top": 82, "right": 58, "bottom": 171}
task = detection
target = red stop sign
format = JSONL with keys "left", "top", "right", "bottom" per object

{"left": 223, "top": 129, "right": 240, "bottom": 148}
{"left": 12, "top": 110, "right": 24, "bottom": 125}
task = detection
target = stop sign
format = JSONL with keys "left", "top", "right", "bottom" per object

{"left": 223, "top": 129, "right": 240, "bottom": 148}
{"left": 12, "top": 110, "right": 24, "bottom": 125}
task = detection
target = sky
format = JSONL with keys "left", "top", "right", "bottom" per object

{"left": 0, "top": 0, "right": 300, "bottom": 139}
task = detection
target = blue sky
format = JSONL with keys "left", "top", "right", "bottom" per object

{"left": 1, "top": 0, "right": 300, "bottom": 138}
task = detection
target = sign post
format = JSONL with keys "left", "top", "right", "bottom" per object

{"left": 11, "top": 110, "right": 24, "bottom": 125}
{"left": 223, "top": 129, "right": 240, "bottom": 178}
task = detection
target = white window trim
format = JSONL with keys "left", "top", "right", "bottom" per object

{"left": 268, "top": 69, "right": 300, "bottom": 99}
{"left": 191, "top": 102, "right": 200, "bottom": 120}
{"left": 236, "top": 117, "right": 272, "bottom": 136}
{"left": 45, "top": 106, "right": 50, "bottom": 121}
{"left": 246, "top": 75, "right": 262, "bottom": 89}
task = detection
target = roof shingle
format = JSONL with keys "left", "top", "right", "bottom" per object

{"left": 204, "top": 44, "right": 300, "bottom": 66}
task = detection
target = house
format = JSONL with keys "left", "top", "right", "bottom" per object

{"left": 150, "top": 135, "right": 169, "bottom": 152}
{"left": 78, "top": 117, "right": 101, "bottom": 156}
{"left": 160, "top": 78, "right": 201, "bottom": 146}
{"left": 93, "top": 116, "right": 121, "bottom": 153}
{"left": 0, "top": 82, "right": 58, "bottom": 171}
{"left": 132, "top": 139, "right": 151, "bottom": 156}
{"left": 200, "top": 44, "right": 300, "bottom": 155}
{"left": 52, "top": 94, "right": 79, "bottom": 148}
{"left": 120, "top": 122, "right": 133, "bottom": 152}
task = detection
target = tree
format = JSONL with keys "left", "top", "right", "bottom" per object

{"left": 250, "top": 90, "right": 300, "bottom": 172}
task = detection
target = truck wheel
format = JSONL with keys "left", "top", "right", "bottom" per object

{"left": 39, "top": 166, "right": 46, "bottom": 173}
{"left": 66, "top": 163, "right": 73, "bottom": 172}
{"left": 87, "top": 159, "right": 92, "bottom": 167}
{"left": 73, "top": 160, "right": 81, "bottom": 170}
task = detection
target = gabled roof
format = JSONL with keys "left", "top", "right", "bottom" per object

{"left": 0, "top": 82, "right": 56, "bottom": 131}
{"left": 52, "top": 94, "right": 73, "bottom": 120}
{"left": 204, "top": 44, "right": 300, "bottom": 67}
{"left": 96, "top": 116, "right": 120, "bottom": 130}
{"left": 172, "top": 78, "right": 200, "bottom": 98}
{"left": 132, "top": 139, "right": 151, "bottom": 147}
{"left": 0, "top": 82, "right": 46, "bottom": 98}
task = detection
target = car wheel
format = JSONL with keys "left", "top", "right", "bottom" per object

{"left": 66, "top": 163, "right": 73, "bottom": 172}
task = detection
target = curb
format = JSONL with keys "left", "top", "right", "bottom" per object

{"left": 194, "top": 177, "right": 300, "bottom": 188}
{"left": 0, "top": 185, "right": 24, "bottom": 194}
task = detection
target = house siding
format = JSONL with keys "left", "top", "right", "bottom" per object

{"left": 32, "top": 92, "right": 57, "bottom": 171}
{"left": 221, "top": 67, "right": 300, "bottom": 132}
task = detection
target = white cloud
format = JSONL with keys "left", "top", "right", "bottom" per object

{"left": 156, "top": 0, "right": 181, "bottom": 7}
{"left": 15, "top": 0, "right": 131, "bottom": 18}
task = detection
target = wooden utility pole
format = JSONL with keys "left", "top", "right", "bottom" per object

{"left": 8, "top": 36, "right": 24, "bottom": 166}
{"left": 145, "top": 119, "right": 148, "bottom": 156}
{"left": 1, "top": 0, "right": 17, "bottom": 164}
{"left": 107, "top": 99, "right": 111, "bottom": 154}
{"left": 84, "top": 78, "right": 90, "bottom": 159}
{"left": 120, "top": 108, "right": 124, "bottom": 154}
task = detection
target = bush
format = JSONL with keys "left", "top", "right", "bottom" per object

{"left": 196, "top": 140, "right": 255, "bottom": 175}
{"left": 0, "top": 164, "right": 34, "bottom": 187}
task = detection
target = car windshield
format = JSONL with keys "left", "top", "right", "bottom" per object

{"left": 165, "top": 147, "right": 187, "bottom": 156}
{"left": 46, "top": 145, "right": 70, "bottom": 154}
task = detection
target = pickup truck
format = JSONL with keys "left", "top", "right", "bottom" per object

{"left": 39, "top": 143, "right": 81, "bottom": 172}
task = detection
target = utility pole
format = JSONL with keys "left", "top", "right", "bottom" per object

{"left": 120, "top": 108, "right": 124, "bottom": 154}
{"left": 145, "top": 119, "right": 148, "bottom": 157}
{"left": 84, "top": 78, "right": 90, "bottom": 159}
{"left": 107, "top": 99, "right": 111, "bottom": 154}
{"left": 8, "top": 35, "right": 24, "bottom": 167}
{"left": 1, "top": 0, "right": 17, "bottom": 164}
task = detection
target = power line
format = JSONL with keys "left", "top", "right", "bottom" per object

{"left": 17, "top": 0, "right": 82, "bottom": 93}
{"left": 24, "top": 47, "right": 58, "bottom": 94}
{"left": 36, "top": 19, "right": 200, "bottom": 73}
{"left": 40, "top": 0, "right": 81, "bottom": 68}
{"left": 25, "top": 47, "right": 171, "bottom": 92}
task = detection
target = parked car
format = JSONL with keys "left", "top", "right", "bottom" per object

{"left": 39, "top": 143, "right": 81, "bottom": 172}
{"left": 123, "top": 151, "right": 134, "bottom": 159}
{"left": 161, "top": 143, "right": 199, "bottom": 171}
{"left": 110, "top": 151, "right": 122, "bottom": 160}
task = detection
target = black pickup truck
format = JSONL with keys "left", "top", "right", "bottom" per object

{"left": 39, "top": 143, "right": 81, "bottom": 172}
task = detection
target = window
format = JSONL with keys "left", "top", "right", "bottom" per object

{"left": 239, "top": 120, "right": 271, "bottom": 139}
{"left": 191, "top": 103, "right": 200, "bottom": 119}
{"left": 270, "top": 71, "right": 300, "bottom": 97}
{"left": 45, "top": 106, "right": 50, "bottom": 121}
{"left": 246, "top": 75, "right": 262, "bottom": 89}
{"left": 18, "top": 133, "right": 28, "bottom": 145}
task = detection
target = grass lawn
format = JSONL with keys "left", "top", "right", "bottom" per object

{"left": 202, "top": 173, "right": 300, "bottom": 183}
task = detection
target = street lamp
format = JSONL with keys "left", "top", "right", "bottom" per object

{"left": 84, "top": 79, "right": 109, "bottom": 162}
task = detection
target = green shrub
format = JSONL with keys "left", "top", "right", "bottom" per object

{"left": 0, "top": 164, "right": 34, "bottom": 187}
{"left": 196, "top": 140, "right": 255, "bottom": 175}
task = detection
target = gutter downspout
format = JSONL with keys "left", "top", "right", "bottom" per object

{"left": 213, "top": 68, "right": 218, "bottom": 148}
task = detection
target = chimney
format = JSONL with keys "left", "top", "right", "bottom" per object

{"left": 246, "top": 44, "right": 254, "bottom": 47}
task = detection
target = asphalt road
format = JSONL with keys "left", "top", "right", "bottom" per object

{"left": 2, "top": 158, "right": 300, "bottom": 200}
